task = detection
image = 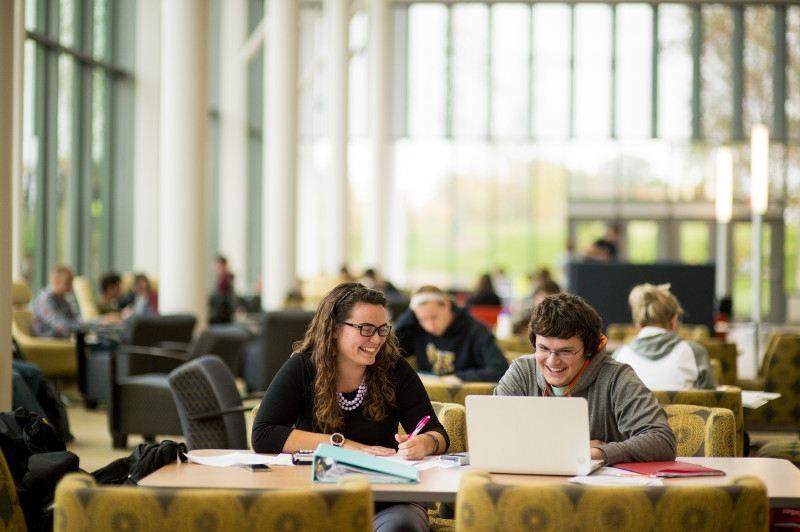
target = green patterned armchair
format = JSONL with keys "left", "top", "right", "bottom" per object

{"left": 423, "top": 382, "right": 495, "bottom": 406}
{"left": 0, "top": 449, "right": 26, "bottom": 532}
{"left": 455, "top": 471, "right": 768, "bottom": 532}
{"left": 663, "top": 404, "right": 736, "bottom": 457}
{"left": 739, "top": 333, "right": 800, "bottom": 432}
{"left": 756, "top": 438, "right": 800, "bottom": 468}
{"left": 54, "top": 473, "right": 373, "bottom": 532}
{"left": 653, "top": 387, "right": 744, "bottom": 456}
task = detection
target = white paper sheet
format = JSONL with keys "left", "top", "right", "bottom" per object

{"left": 741, "top": 391, "right": 781, "bottom": 409}
{"left": 377, "top": 454, "right": 455, "bottom": 470}
{"left": 569, "top": 475, "right": 663, "bottom": 486}
{"left": 185, "top": 451, "right": 295, "bottom": 467}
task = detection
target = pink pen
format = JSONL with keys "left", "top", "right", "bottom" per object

{"left": 409, "top": 415, "right": 431, "bottom": 439}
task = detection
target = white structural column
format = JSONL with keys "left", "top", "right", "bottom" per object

{"left": 366, "top": 0, "right": 393, "bottom": 272}
{"left": 133, "top": 0, "right": 161, "bottom": 276}
{"left": 263, "top": 0, "right": 299, "bottom": 310}
{"left": 159, "top": 0, "right": 209, "bottom": 324}
{"left": 0, "top": 0, "right": 23, "bottom": 410}
{"left": 11, "top": 0, "right": 24, "bottom": 281}
{"left": 324, "top": 0, "right": 350, "bottom": 275}
{"left": 219, "top": 0, "right": 248, "bottom": 293}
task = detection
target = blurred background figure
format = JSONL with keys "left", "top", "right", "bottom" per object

{"left": 614, "top": 283, "right": 714, "bottom": 390}
{"left": 513, "top": 278, "right": 561, "bottom": 336}
{"left": 97, "top": 272, "right": 125, "bottom": 315}
{"left": 128, "top": 273, "right": 158, "bottom": 316}
{"left": 467, "top": 273, "right": 501, "bottom": 307}
{"left": 360, "top": 267, "right": 401, "bottom": 299}
{"left": 209, "top": 254, "right": 237, "bottom": 323}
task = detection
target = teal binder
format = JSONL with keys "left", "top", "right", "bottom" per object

{"left": 312, "top": 444, "right": 419, "bottom": 484}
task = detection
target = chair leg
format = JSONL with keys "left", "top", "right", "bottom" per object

{"left": 112, "top": 432, "right": 127, "bottom": 449}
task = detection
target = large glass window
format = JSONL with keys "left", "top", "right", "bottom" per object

{"left": 532, "top": 5, "right": 570, "bottom": 140}
{"left": 616, "top": 5, "right": 652, "bottom": 139}
{"left": 574, "top": 5, "right": 612, "bottom": 138}
{"left": 21, "top": 0, "right": 133, "bottom": 288}
{"left": 658, "top": 5, "right": 692, "bottom": 140}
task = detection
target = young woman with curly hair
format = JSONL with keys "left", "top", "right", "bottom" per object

{"left": 252, "top": 283, "right": 449, "bottom": 532}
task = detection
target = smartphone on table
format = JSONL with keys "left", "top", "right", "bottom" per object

{"left": 244, "top": 463, "right": 271, "bottom": 472}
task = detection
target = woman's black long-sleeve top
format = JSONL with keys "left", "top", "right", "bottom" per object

{"left": 251, "top": 352, "right": 450, "bottom": 453}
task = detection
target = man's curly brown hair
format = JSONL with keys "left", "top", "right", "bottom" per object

{"left": 529, "top": 293, "right": 603, "bottom": 357}
{"left": 293, "top": 282, "right": 401, "bottom": 433}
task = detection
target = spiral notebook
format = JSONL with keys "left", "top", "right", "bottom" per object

{"left": 612, "top": 461, "right": 725, "bottom": 478}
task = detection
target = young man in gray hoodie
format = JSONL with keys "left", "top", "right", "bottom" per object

{"left": 494, "top": 293, "right": 676, "bottom": 465}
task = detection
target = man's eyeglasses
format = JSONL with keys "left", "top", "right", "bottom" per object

{"left": 341, "top": 322, "right": 392, "bottom": 338}
{"left": 535, "top": 345, "right": 584, "bottom": 360}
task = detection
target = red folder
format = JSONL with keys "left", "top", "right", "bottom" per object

{"left": 612, "top": 461, "right": 725, "bottom": 478}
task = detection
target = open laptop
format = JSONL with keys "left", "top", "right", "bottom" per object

{"left": 465, "top": 395, "right": 603, "bottom": 476}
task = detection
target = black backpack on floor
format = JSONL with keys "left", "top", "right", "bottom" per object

{"left": 0, "top": 408, "right": 79, "bottom": 532}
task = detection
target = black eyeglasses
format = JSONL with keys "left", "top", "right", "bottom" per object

{"left": 341, "top": 322, "right": 392, "bottom": 337}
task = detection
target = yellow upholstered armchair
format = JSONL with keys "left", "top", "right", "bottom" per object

{"left": 431, "top": 401, "right": 466, "bottom": 453}
{"left": 455, "top": 471, "right": 768, "bottom": 532}
{"left": 11, "top": 281, "right": 77, "bottom": 378}
{"left": 663, "top": 404, "right": 736, "bottom": 457}
{"left": 0, "top": 449, "right": 26, "bottom": 532}
{"left": 55, "top": 473, "right": 373, "bottom": 532}
{"left": 653, "top": 387, "right": 744, "bottom": 456}
{"left": 740, "top": 333, "right": 800, "bottom": 433}
{"left": 423, "top": 382, "right": 495, "bottom": 406}
{"left": 698, "top": 339, "right": 738, "bottom": 385}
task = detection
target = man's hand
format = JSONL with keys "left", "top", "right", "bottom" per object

{"left": 590, "top": 439, "right": 606, "bottom": 461}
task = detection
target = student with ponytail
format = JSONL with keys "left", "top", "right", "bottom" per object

{"left": 494, "top": 293, "right": 675, "bottom": 465}
{"left": 614, "top": 283, "right": 715, "bottom": 390}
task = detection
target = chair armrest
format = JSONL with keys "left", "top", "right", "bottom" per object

{"left": 153, "top": 341, "right": 191, "bottom": 352}
{"left": 736, "top": 378, "right": 765, "bottom": 391}
{"left": 189, "top": 405, "right": 252, "bottom": 422}
{"left": 113, "top": 345, "right": 188, "bottom": 362}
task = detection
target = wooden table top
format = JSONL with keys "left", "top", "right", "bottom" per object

{"left": 139, "top": 451, "right": 800, "bottom": 507}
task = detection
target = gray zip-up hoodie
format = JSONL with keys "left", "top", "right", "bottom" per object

{"left": 494, "top": 352, "right": 676, "bottom": 465}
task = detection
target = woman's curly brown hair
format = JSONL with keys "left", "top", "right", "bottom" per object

{"left": 292, "top": 282, "right": 401, "bottom": 433}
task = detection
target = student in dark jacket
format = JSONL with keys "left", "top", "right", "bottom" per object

{"left": 466, "top": 273, "right": 502, "bottom": 307}
{"left": 252, "top": 283, "right": 448, "bottom": 532}
{"left": 394, "top": 285, "right": 508, "bottom": 383}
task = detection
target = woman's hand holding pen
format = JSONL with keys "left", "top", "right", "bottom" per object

{"left": 395, "top": 415, "right": 433, "bottom": 459}
{"left": 395, "top": 432, "right": 436, "bottom": 459}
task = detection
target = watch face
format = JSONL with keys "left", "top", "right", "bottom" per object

{"left": 331, "top": 433, "right": 345, "bottom": 446}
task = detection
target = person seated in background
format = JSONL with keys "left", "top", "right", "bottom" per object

{"left": 394, "top": 285, "right": 508, "bottom": 383}
{"left": 466, "top": 273, "right": 502, "bottom": 307}
{"left": 583, "top": 238, "right": 615, "bottom": 262}
{"left": 209, "top": 254, "right": 236, "bottom": 323}
{"left": 97, "top": 272, "right": 125, "bottom": 315}
{"left": 128, "top": 273, "right": 158, "bottom": 316}
{"left": 495, "top": 293, "right": 675, "bottom": 465}
{"left": 512, "top": 278, "right": 561, "bottom": 336}
{"left": 614, "top": 283, "right": 715, "bottom": 390}
{"left": 31, "top": 265, "right": 119, "bottom": 338}
{"left": 252, "top": 283, "right": 448, "bottom": 532}
{"left": 360, "top": 268, "right": 401, "bottom": 299}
